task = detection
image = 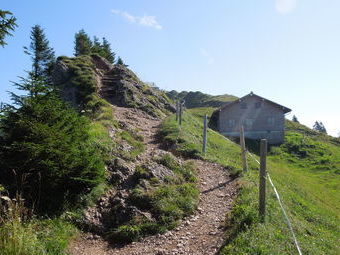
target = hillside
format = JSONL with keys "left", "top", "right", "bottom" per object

{"left": 49, "top": 55, "right": 237, "bottom": 254}
{"left": 166, "top": 90, "right": 237, "bottom": 108}
{"left": 186, "top": 107, "right": 340, "bottom": 254}
{"left": 1, "top": 53, "right": 339, "bottom": 255}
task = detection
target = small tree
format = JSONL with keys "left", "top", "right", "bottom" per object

{"left": 116, "top": 56, "right": 128, "bottom": 67}
{"left": 23, "top": 25, "right": 55, "bottom": 82}
{"left": 74, "top": 29, "right": 92, "bottom": 56}
{"left": 91, "top": 36, "right": 102, "bottom": 55}
{"left": 313, "top": 121, "right": 327, "bottom": 134}
{"left": 101, "top": 37, "right": 115, "bottom": 63}
{"left": 292, "top": 115, "right": 299, "bottom": 123}
{"left": 0, "top": 76, "right": 105, "bottom": 214}
{"left": 0, "top": 9, "right": 17, "bottom": 47}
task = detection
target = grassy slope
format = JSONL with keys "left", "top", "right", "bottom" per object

{"left": 161, "top": 109, "right": 340, "bottom": 254}
{"left": 161, "top": 111, "right": 257, "bottom": 177}
{"left": 167, "top": 91, "right": 237, "bottom": 109}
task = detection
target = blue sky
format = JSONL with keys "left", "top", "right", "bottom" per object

{"left": 1, "top": 0, "right": 339, "bottom": 136}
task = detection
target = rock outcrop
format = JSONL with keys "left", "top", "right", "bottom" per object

{"left": 52, "top": 55, "right": 175, "bottom": 117}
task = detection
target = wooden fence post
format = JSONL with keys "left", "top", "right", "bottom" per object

{"left": 175, "top": 101, "right": 179, "bottom": 121}
{"left": 240, "top": 126, "right": 248, "bottom": 172}
{"left": 202, "top": 114, "right": 208, "bottom": 153}
{"left": 179, "top": 102, "right": 183, "bottom": 126}
{"left": 259, "top": 139, "right": 267, "bottom": 222}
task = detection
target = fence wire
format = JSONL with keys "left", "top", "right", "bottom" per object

{"left": 247, "top": 152, "right": 303, "bottom": 255}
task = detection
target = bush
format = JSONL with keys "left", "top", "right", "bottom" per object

{"left": 0, "top": 94, "right": 105, "bottom": 215}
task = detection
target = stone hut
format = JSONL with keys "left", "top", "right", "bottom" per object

{"left": 217, "top": 92, "right": 291, "bottom": 144}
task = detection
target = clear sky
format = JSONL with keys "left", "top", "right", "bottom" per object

{"left": 1, "top": 0, "right": 339, "bottom": 136}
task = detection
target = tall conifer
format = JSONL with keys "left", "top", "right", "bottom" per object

{"left": 74, "top": 29, "right": 92, "bottom": 56}
{"left": 23, "top": 25, "right": 55, "bottom": 82}
{"left": 0, "top": 9, "right": 17, "bottom": 46}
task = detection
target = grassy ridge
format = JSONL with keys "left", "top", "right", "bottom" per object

{"left": 160, "top": 109, "right": 340, "bottom": 254}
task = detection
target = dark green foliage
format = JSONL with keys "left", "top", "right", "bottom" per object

{"left": 90, "top": 37, "right": 116, "bottom": 64}
{"left": 0, "top": 9, "right": 17, "bottom": 47}
{"left": 24, "top": 25, "right": 55, "bottom": 82}
{"left": 101, "top": 37, "right": 115, "bottom": 63}
{"left": 74, "top": 30, "right": 116, "bottom": 63}
{"left": 313, "top": 121, "right": 327, "bottom": 134}
{"left": 91, "top": 36, "right": 102, "bottom": 55}
{"left": 0, "top": 77, "right": 105, "bottom": 214}
{"left": 292, "top": 115, "right": 299, "bottom": 123}
{"left": 74, "top": 29, "right": 92, "bottom": 56}
{"left": 116, "top": 56, "right": 128, "bottom": 66}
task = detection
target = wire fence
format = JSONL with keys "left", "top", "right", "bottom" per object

{"left": 247, "top": 151, "right": 303, "bottom": 255}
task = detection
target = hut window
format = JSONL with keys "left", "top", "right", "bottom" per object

{"left": 241, "top": 103, "right": 247, "bottom": 109}
{"left": 228, "top": 119, "right": 235, "bottom": 127}
{"left": 255, "top": 102, "right": 261, "bottom": 108}
{"left": 268, "top": 117, "right": 275, "bottom": 125}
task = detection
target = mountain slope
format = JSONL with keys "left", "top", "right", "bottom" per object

{"left": 49, "top": 55, "right": 239, "bottom": 254}
{"left": 166, "top": 90, "right": 237, "bottom": 108}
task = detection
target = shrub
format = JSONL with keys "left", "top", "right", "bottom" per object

{"left": 0, "top": 94, "right": 105, "bottom": 215}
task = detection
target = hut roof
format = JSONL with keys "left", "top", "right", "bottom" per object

{"left": 220, "top": 92, "right": 292, "bottom": 114}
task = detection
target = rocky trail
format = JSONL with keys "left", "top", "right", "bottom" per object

{"left": 69, "top": 105, "right": 237, "bottom": 255}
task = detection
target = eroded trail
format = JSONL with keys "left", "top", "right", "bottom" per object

{"left": 69, "top": 106, "right": 236, "bottom": 255}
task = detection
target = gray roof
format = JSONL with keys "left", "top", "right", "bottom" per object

{"left": 220, "top": 92, "right": 292, "bottom": 114}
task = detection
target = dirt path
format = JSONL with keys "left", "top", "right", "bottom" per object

{"left": 69, "top": 106, "right": 236, "bottom": 255}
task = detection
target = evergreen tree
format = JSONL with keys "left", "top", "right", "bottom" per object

{"left": 23, "top": 25, "right": 55, "bottom": 82}
{"left": 313, "top": 121, "right": 327, "bottom": 134}
{"left": 0, "top": 76, "right": 105, "bottom": 214}
{"left": 319, "top": 122, "right": 327, "bottom": 134}
{"left": 117, "top": 56, "right": 128, "bottom": 66}
{"left": 292, "top": 115, "right": 299, "bottom": 123}
{"left": 91, "top": 36, "right": 102, "bottom": 55}
{"left": 101, "top": 37, "right": 115, "bottom": 63}
{"left": 0, "top": 9, "right": 17, "bottom": 47}
{"left": 74, "top": 29, "right": 92, "bottom": 56}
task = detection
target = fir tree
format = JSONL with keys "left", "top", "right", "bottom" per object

{"left": 117, "top": 56, "right": 128, "bottom": 66}
{"left": 0, "top": 76, "right": 105, "bottom": 214}
{"left": 101, "top": 37, "right": 115, "bottom": 63}
{"left": 292, "top": 115, "right": 299, "bottom": 123}
{"left": 313, "top": 121, "right": 327, "bottom": 134}
{"left": 91, "top": 36, "right": 102, "bottom": 55}
{"left": 23, "top": 25, "right": 55, "bottom": 82}
{"left": 0, "top": 9, "right": 17, "bottom": 47}
{"left": 74, "top": 29, "right": 92, "bottom": 56}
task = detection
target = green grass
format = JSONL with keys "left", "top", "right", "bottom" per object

{"left": 160, "top": 111, "right": 340, "bottom": 254}
{"left": 117, "top": 130, "right": 145, "bottom": 160}
{"left": 160, "top": 111, "right": 257, "bottom": 176}
{"left": 0, "top": 194, "right": 76, "bottom": 255}
{"left": 0, "top": 218, "right": 76, "bottom": 255}
{"left": 167, "top": 91, "right": 237, "bottom": 108}
{"left": 187, "top": 107, "right": 217, "bottom": 120}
